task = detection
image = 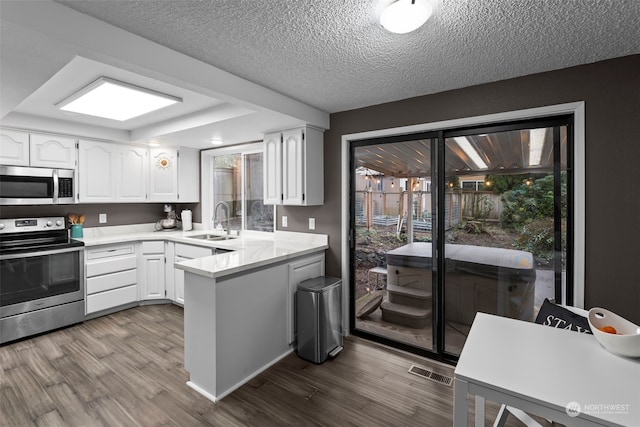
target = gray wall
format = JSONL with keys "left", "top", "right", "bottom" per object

{"left": 0, "top": 203, "right": 200, "bottom": 227}
{"left": 280, "top": 54, "right": 640, "bottom": 324}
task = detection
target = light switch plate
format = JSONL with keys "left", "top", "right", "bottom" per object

{"left": 99, "top": 213, "right": 107, "bottom": 223}
{"left": 309, "top": 218, "right": 316, "bottom": 230}
{"left": 282, "top": 216, "right": 288, "bottom": 227}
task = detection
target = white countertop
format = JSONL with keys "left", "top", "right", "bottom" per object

{"left": 78, "top": 223, "right": 328, "bottom": 279}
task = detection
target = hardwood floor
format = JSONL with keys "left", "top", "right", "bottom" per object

{"left": 1, "top": 305, "right": 557, "bottom": 426}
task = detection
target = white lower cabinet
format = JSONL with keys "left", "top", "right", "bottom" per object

{"left": 287, "top": 254, "right": 325, "bottom": 344}
{"left": 85, "top": 243, "right": 138, "bottom": 315}
{"left": 171, "top": 243, "right": 213, "bottom": 304}
{"left": 138, "top": 241, "right": 166, "bottom": 300}
{"left": 85, "top": 239, "right": 326, "bottom": 328}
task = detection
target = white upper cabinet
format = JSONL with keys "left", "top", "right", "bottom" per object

{"left": 116, "top": 145, "right": 148, "bottom": 202}
{"left": 263, "top": 131, "right": 282, "bottom": 205}
{"left": 30, "top": 133, "right": 76, "bottom": 169}
{"left": 177, "top": 148, "right": 200, "bottom": 203}
{"left": 149, "top": 148, "right": 179, "bottom": 202}
{"left": 3, "top": 126, "right": 198, "bottom": 204}
{"left": 263, "top": 126, "right": 324, "bottom": 206}
{"left": 78, "top": 140, "right": 116, "bottom": 202}
{"left": 1, "top": 130, "right": 76, "bottom": 169}
{"left": 0, "top": 129, "right": 29, "bottom": 166}
{"left": 79, "top": 142, "right": 198, "bottom": 204}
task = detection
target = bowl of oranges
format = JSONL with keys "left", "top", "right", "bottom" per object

{"left": 588, "top": 307, "right": 640, "bottom": 358}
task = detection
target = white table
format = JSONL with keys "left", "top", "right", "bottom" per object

{"left": 454, "top": 313, "right": 640, "bottom": 427}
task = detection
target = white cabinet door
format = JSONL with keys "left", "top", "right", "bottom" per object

{"left": 116, "top": 145, "right": 148, "bottom": 202}
{"left": 139, "top": 241, "right": 166, "bottom": 300}
{"left": 300, "top": 126, "right": 324, "bottom": 206}
{"left": 178, "top": 148, "right": 200, "bottom": 202}
{"left": 287, "top": 254, "right": 325, "bottom": 344}
{"left": 174, "top": 256, "right": 187, "bottom": 304}
{"left": 0, "top": 129, "right": 29, "bottom": 166}
{"left": 30, "top": 134, "right": 76, "bottom": 169}
{"left": 140, "top": 254, "right": 166, "bottom": 300}
{"left": 282, "top": 128, "right": 305, "bottom": 205}
{"left": 149, "top": 148, "right": 178, "bottom": 202}
{"left": 164, "top": 242, "right": 176, "bottom": 301}
{"left": 263, "top": 131, "right": 282, "bottom": 205}
{"left": 78, "top": 140, "right": 116, "bottom": 202}
{"left": 172, "top": 243, "right": 213, "bottom": 305}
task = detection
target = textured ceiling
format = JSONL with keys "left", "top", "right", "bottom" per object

{"left": 54, "top": 0, "right": 640, "bottom": 114}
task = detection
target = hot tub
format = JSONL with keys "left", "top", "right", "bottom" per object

{"left": 385, "top": 242, "right": 536, "bottom": 326}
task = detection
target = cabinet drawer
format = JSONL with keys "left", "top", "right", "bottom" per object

{"left": 86, "top": 284, "right": 137, "bottom": 314}
{"left": 86, "top": 243, "right": 135, "bottom": 260}
{"left": 141, "top": 241, "right": 165, "bottom": 254}
{"left": 87, "top": 269, "right": 137, "bottom": 295}
{"left": 175, "top": 243, "right": 213, "bottom": 259}
{"left": 86, "top": 255, "right": 137, "bottom": 277}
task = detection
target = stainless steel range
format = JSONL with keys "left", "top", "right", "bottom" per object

{"left": 0, "top": 217, "right": 85, "bottom": 344}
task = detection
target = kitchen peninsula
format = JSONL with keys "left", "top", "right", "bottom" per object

{"left": 80, "top": 226, "right": 328, "bottom": 402}
{"left": 175, "top": 231, "right": 328, "bottom": 402}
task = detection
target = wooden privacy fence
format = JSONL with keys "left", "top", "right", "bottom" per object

{"left": 355, "top": 190, "right": 463, "bottom": 230}
{"left": 459, "top": 191, "right": 503, "bottom": 221}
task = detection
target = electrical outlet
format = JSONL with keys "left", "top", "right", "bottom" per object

{"left": 99, "top": 213, "right": 107, "bottom": 224}
{"left": 282, "top": 216, "right": 288, "bottom": 227}
{"left": 309, "top": 218, "right": 316, "bottom": 230}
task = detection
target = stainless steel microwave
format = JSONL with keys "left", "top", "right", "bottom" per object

{"left": 0, "top": 166, "right": 75, "bottom": 205}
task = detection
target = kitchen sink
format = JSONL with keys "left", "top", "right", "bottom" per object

{"left": 186, "top": 234, "right": 238, "bottom": 241}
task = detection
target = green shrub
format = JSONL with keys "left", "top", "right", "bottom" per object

{"left": 500, "top": 174, "right": 566, "bottom": 229}
{"left": 514, "top": 217, "right": 566, "bottom": 262}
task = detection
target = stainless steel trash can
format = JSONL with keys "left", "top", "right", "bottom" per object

{"left": 296, "top": 276, "right": 343, "bottom": 364}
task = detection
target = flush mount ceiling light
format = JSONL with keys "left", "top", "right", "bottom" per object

{"left": 210, "top": 139, "right": 224, "bottom": 145}
{"left": 57, "top": 77, "right": 182, "bottom": 121}
{"left": 380, "top": 0, "right": 434, "bottom": 34}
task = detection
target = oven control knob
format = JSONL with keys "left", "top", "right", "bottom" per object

{"left": 46, "top": 220, "right": 53, "bottom": 227}
{"left": 0, "top": 223, "right": 4, "bottom": 230}
{"left": 56, "top": 220, "right": 63, "bottom": 226}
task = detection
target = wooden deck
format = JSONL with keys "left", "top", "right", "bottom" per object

{"left": 356, "top": 290, "right": 470, "bottom": 354}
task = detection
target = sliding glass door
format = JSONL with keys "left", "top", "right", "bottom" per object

{"left": 351, "top": 134, "right": 437, "bottom": 352}
{"left": 350, "top": 116, "right": 573, "bottom": 360}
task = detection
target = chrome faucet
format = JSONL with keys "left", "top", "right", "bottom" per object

{"left": 213, "top": 201, "right": 231, "bottom": 235}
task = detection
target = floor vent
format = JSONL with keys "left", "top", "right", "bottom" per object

{"left": 408, "top": 365, "right": 453, "bottom": 386}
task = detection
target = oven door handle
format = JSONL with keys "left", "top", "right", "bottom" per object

{"left": 0, "top": 246, "right": 83, "bottom": 261}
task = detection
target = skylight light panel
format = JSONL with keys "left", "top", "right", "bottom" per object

{"left": 57, "top": 77, "right": 182, "bottom": 121}
{"left": 528, "top": 128, "right": 546, "bottom": 166}
{"left": 453, "top": 137, "right": 488, "bottom": 170}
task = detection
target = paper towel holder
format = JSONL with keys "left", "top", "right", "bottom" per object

{"left": 181, "top": 209, "right": 193, "bottom": 231}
